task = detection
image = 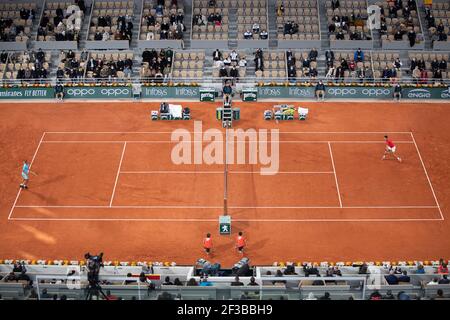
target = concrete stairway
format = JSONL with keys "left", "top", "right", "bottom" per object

{"left": 267, "top": 0, "right": 278, "bottom": 49}
{"left": 416, "top": 0, "right": 433, "bottom": 50}
{"left": 227, "top": 7, "right": 238, "bottom": 49}
{"left": 318, "top": 0, "right": 330, "bottom": 49}
{"left": 182, "top": 0, "right": 192, "bottom": 49}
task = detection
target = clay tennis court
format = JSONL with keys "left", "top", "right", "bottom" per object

{"left": 0, "top": 101, "right": 449, "bottom": 266}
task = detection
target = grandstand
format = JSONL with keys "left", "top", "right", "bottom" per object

{"left": 0, "top": 0, "right": 449, "bottom": 304}
{"left": 0, "top": 260, "right": 449, "bottom": 300}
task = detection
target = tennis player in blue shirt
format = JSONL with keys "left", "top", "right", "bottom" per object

{"left": 20, "top": 160, "right": 37, "bottom": 189}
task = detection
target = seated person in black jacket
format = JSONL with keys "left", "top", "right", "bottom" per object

{"left": 315, "top": 80, "right": 326, "bottom": 100}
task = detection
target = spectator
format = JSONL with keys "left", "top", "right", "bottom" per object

{"left": 427, "top": 278, "right": 439, "bottom": 285}
{"left": 259, "top": 29, "right": 268, "bottom": 39}
{"left": 138, "top": 272, "right": 151, "bottom": 286}
{"left": 123, "top": 273, "right": 136, "bottom": 285}
{"left": 398, "top": 270, "right": 410, "bottom": 282}
{"left": 272, "top": 270, "right": 287, "bottom": 285}
{"left": 213, "top": 49, "right": 222, "bottom": 61}
{"left": 419, "top": 69, "right": 428, "bottom": 84}
{"left": 312, "top": 275, "right": 324, "bottom": 286}
{"left": 199, "top": 275, "right": 213, "bottom": 287}
{"left": 252, "top": 22, "right": 260, "bottom": 34}
{"left": 244, "top": 29, "right": 253, "bottom": 39}
{"left": 415, "top": 264, "right": 425, "bottom": 274}
{"left": 248, "top": 276, "right": 259, "bottom": 286}
{"left": 326, "top": 66, "right": 335, "bottom": 78}
{"left": 434, "top": 289, "right": 446, "bottom": 300}
{"left": 186, "top": 278, "right": 198, "bottom": 286}
{"left": 231, "top": 276, "right": 244, "bottom": 286}
{"left": 173, "top": 278, "right": 183, "bottom": 286}
{"left": 277, "top": 3, "right": 284, "bottom": 16}
{"left": 354, "top": 48, "right": 364, "bottom": 62}
{"left": 219, "top": 65, "right": 228, "bottom": 77}
{"left": 41, "top": 288, "right": 52, "bottom": 299}
{"left": 238, "top": 56, "right": 247, "bottom": 67}
{"left": 438, "top": 275, "right": 450, "bottom": 284}
{"left": 383, "top": 290, "right": 395, "bottom": 300}
{"left": 407, "top": 30, "right": 416, "bottom": 47}
{"left": 438, "top": 261, "right": 448, "bottom": 274}
{"left": 397, "top": 291, "right": 411, "bottom": 300}
{"left": 369, "top": 290, "right": 382, "bottom": 300}
{"left": 304, "top": 292, "right": 317, "bottom": 300}
{"left": 309, "top": 48, "right": 318, "bottom": 62}
{"left": 385, "top": 270, "right": 399, "bottom": 285}
{"left": 229, "top": 66, "right": 238, "bottom": 79}
{"left": 331, "top": 0, "right": 340, "bottom": 10}
{"left": 163, "top": 276, "right": 173, "bottom": 285}
{"left": 319, "top": 292, "right": 331, "bottom": 300}
{"left": 365, "top": 66, "right": 374, "bottom": 82}
{"left": 393, "top": 58, "right": 402, "bottom": 70}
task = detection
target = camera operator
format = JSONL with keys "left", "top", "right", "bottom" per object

{"left": 84, "top": 252, "right": 106, "bottom": 299}
{"left": 85, "top": 252, "right": 104, "bottom": 283}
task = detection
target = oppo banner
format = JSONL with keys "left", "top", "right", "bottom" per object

{"left": 63, "top": 87, "right": 132, "bottom": 99}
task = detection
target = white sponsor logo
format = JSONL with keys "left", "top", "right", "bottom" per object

{"left": 362, "top": 88, "right": 391, "bottom": 96}
{"left": 66, "top": 88, "right": 95, "bottom": 96}
{"left": 441, "top": 88, "right": 450, "bottom": 99}
{"left": 176, "top": 87, "right": 198, "bottom": 96}
{"left": 407, "top": 89, "right": 431, "bottom": 99}
{"left": 100, "top": 88, "right": 130, "bottom": 96}
{"left": 328, "top": 88, "right": 357, "bottom": 96}
{"left": 171, "top": 121, "right": 280, "bottom": 175}
{"left": 145, "top": 87, "right": 168, "bottom": 97}
{"left": 260, "top": 88, "right": 281, "bottom": 96}
{"left": 288, "top": 88, "right": 314, "bottom": 97}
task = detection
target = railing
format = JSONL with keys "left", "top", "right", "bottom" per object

{"left": 21, "top": 275, "right": 370, "bottom": 300}
{"left": 4, "top": 274, "right": 449, "bottom": 300}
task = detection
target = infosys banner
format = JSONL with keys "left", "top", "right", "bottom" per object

{"left": 0, "top": 87, "right": 54, "bottom": 99}
{"left": 257, "top": 87, "right": 315, "bottom": 99}
{"left": 141, "top": 86, "right": 199, "bottom": 99}
{"left": 63, "top": 86, "right": 132, "bottom": 99}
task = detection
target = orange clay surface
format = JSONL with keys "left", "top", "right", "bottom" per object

{"left": 0, "top": 101, "right": 449, "bottom": 266}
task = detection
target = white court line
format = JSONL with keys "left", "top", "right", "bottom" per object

{"left": 109, "top": 142, "right": 127, "bottom": 207}
{"left": 44, "top": 131, "right": 414, "bottom": 134}
{"left": 410, "top": 132, "right": 445, "bottom": 220}
{"left": 8, "top": 132, "right": 46, "bottom": 220}
{"left": 328, "top": 142, "right": 343, "bottom": 208}
{"left": 119, "top": 171, "right": 335, "bottom": 174}
{"left": 14, "top": 205, "right": 438, "bottom": 209}
{"left": 8, "top": 217, "right": 443, "bottom": 222}
{"left": 40, "top": 140, "right": 414, "bottom": 144}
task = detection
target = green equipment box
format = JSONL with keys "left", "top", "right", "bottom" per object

{"left": 200, "top": 88, "right": 216, "bottom": 101}
{"left": 242, "top": 88, "right": 257, "bottom": 101}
